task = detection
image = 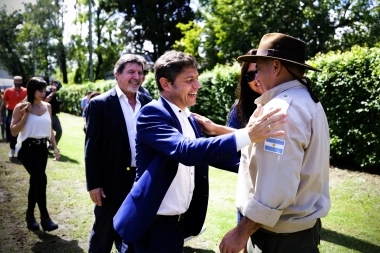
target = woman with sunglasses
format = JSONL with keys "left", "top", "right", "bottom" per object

{"left": 10, "top": 77, "right": 60, "bottom": 232}
{"left": 227, "top": 49, "right": 263, "bottom": 129}
{"left": 226, "top": 49, "right": 263, "bottom": 253}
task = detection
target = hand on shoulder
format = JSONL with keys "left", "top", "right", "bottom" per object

{"left": 246, "top": 105, "right": 287, "bottom": 143}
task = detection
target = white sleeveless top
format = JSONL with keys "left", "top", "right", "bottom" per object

{"left": 15, "top": 109, "right": 52, "bottom": 155}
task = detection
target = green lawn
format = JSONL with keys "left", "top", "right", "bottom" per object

{"left": 0, "top": 112, "right": 379, "bottom": 253}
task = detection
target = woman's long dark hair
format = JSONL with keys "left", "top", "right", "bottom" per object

{"left": 26, "top": 77, "right": 47, "bottom": 103}
{"left": 234, "top": 49, "right": 261, "bottom": 126}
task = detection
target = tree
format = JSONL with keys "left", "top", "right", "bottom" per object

{"left": 70, "top": 0, "right": 130, "bottom": 81}
{"left": 111, "top": 0, "right": 195, "bottom": 60}
{"left": 17, "top": 0, "right": 68, "bottom": 83}
{"left": 0, "top": 7, "right": 28, "bottom": 81}
{"left": 176, "top": 0, "right": 380, "bottom": 69}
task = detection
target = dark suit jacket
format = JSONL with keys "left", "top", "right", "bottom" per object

{"left": 85, "top": 87, "right": 152, "bottom": 201}
{"left": 114, "top": 96, "right": 239, "bottom": 243}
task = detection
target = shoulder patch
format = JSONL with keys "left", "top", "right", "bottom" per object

{"left": 264, "top": 137, "right": 286, "bottom": 155}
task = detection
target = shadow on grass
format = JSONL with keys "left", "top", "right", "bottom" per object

{"left": 7, "top": 157, "right": 22, "bottom": 165}
{"left": 183, "top": 246, "right": 215, "bottom": 253}
{"left": 321, "top": 228, "right": 380, "bottom": 252}
{"left": 48, "top": 152, "right": 80, "bottom": 164}
{"left": 30, "top": 230, "right": 83, "bottom": 253}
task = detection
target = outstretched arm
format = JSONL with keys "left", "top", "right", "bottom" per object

{"left": 192, "top": 112, "right": 236, "bottom": 136}
{"left": 193, "top": 105, "right": 287, "bottom": 141}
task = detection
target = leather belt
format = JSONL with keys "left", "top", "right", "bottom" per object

{"left": 259, "top": 228, "right": 290, "bottom": 236}
{"left": 25, "top": 138, "right": 48, "bottom": 145}
{"left": 155, "top": 213, "right": 185, "bottom": 222}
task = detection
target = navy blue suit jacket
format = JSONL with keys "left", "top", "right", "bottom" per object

{"left": 114, "top": 97, "right": 239, "bottom": 242}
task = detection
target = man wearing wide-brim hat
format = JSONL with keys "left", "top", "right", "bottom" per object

{"left": 219, "top": 33, "right": 331, "bottom": 253}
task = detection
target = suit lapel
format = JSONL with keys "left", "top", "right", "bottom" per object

{"left": 159, "top": 97, "right": 183, "bottom": 134}
{"left": 109, "top": 88, "right": 130, "bottom": 142}
{"left": 188, "top": 115, "right": 202, "bottom": 138}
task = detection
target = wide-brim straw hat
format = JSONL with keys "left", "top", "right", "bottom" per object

{"left": 237, "top": 33, "right": 321, "bottom": 72}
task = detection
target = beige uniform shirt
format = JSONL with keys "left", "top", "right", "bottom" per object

{"left": 236, "top": 80, "right": 331, "bottom": 233}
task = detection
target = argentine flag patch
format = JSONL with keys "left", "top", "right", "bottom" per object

{"left": 264, "top": 138, "right": 285, "bottom": 155}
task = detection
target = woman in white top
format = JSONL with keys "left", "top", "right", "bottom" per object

{"left": 10, "top": 77, "right": 60, "bottom": 232}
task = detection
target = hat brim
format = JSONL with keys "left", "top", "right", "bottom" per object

{"left": 237, "top": 53, "right": 321, "bottom": 72}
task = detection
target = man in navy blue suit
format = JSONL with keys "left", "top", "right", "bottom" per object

{"left": 85, "top": 54, "right": 152, "bottom": 253}
{"left": 114, "top": 50, "right": 287, "bottom": 253}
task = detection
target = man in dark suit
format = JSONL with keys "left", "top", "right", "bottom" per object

{"left": 85, "top": 54, "right": 152, "bottom": 253}
{"left": 113, "top": 50, "right": 287, "bottom": 252}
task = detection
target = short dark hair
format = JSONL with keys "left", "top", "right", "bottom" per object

{"left": 51, "top": 80, "right": 62, "bottom": 90}
{"left": 154, "top": 50, "right": 198, "bottom": 91}
{"left": 26, "top": 77, "right": 47, "bottom": 103}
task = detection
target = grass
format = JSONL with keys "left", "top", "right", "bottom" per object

{"left": 0, "top": 112, "right": 379, "bottom": 252}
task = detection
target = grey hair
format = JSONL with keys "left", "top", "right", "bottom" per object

{"left": 113, "top": 54, "right": 144, "bottom": 75}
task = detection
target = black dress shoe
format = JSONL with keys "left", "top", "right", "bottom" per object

{"left": 26, "top": 212, "right": 40, "bottom": 231}
{"left": 41, "top": 217, "right": 58, "bottom": 232}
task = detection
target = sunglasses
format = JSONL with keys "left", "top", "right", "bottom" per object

{"left": 244, "top": 71, "right": 257, "bottom": 83}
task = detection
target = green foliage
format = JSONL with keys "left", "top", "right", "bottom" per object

{"left": 71, "top": 0, "right": 126, "bottom": 82}
{"left": 308, "top": 46, "right": 380, "bottom": 169}
{"left": 191, "top": 63, "right": 240, "bottom": 124}
{"left": 143, "top": 63, "right": 240, "bottom": 125}
{"left": 0, "top": 7, "right": 27, "bottom": 79}
{"left": 112, "top": 0, "right": 195, "bottom": 60}
{"left": 21, "top": 0, "right": 67, "bottom": 82}
{"left": 181, "top": 0, "right": 380, "bottom": 69}
{"left": 142, "top": 72, "right": 160, "bottom": 100}
{"left": 174, "top": 21, "right": 203, "bottom": 61}
{"left": 59, "top": 80, "right": 115, "bottom": 116}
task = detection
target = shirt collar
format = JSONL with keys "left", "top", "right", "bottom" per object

{"left": 161, "top": 96, "right": 191, "bottom": 118}
{"left": 115, "top": 84, "right": 139, "bottom": 100}
{"left": 256, "top": 79, "right": 303, "bottom": 105}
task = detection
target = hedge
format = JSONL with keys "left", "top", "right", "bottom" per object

{"left": 308, "top": 46, "right": 380, "bottom": 170}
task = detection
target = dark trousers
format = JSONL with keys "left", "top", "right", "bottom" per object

{"left": 1, "top": 109, "right": 5, "bottom": 139}
{"left": 17, "top": 139, "right": 49, "bottom": 217}
{"left": 52, "top": 114, "right": 62, "bottom": 144}
{"left": 6, "top": 109, "right": 17, "bottom": 149}
{"left": 249, "top": 219, "right": 321, "bottom": 253}
{"left": 89, "top": 198, "right": 135, "bottom": 253}
{"left": 133, "top": 217, "right": 185, "bottom": 253}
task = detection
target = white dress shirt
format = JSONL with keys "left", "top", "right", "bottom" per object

{"left": 157, "top": 98, "right": 196, "bottom": 215}
{"left": 115, "top": 85, "right": 141, "bottom": 167}
{"left": 157, "top": 97, "right": 252, "bottom": 215}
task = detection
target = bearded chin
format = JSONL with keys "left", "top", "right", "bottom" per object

{"left": 127, "top": 86, "right": 139, "bottom": 93}
{"left": 14, "top": 83, "right": 22, "bottom": 88}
